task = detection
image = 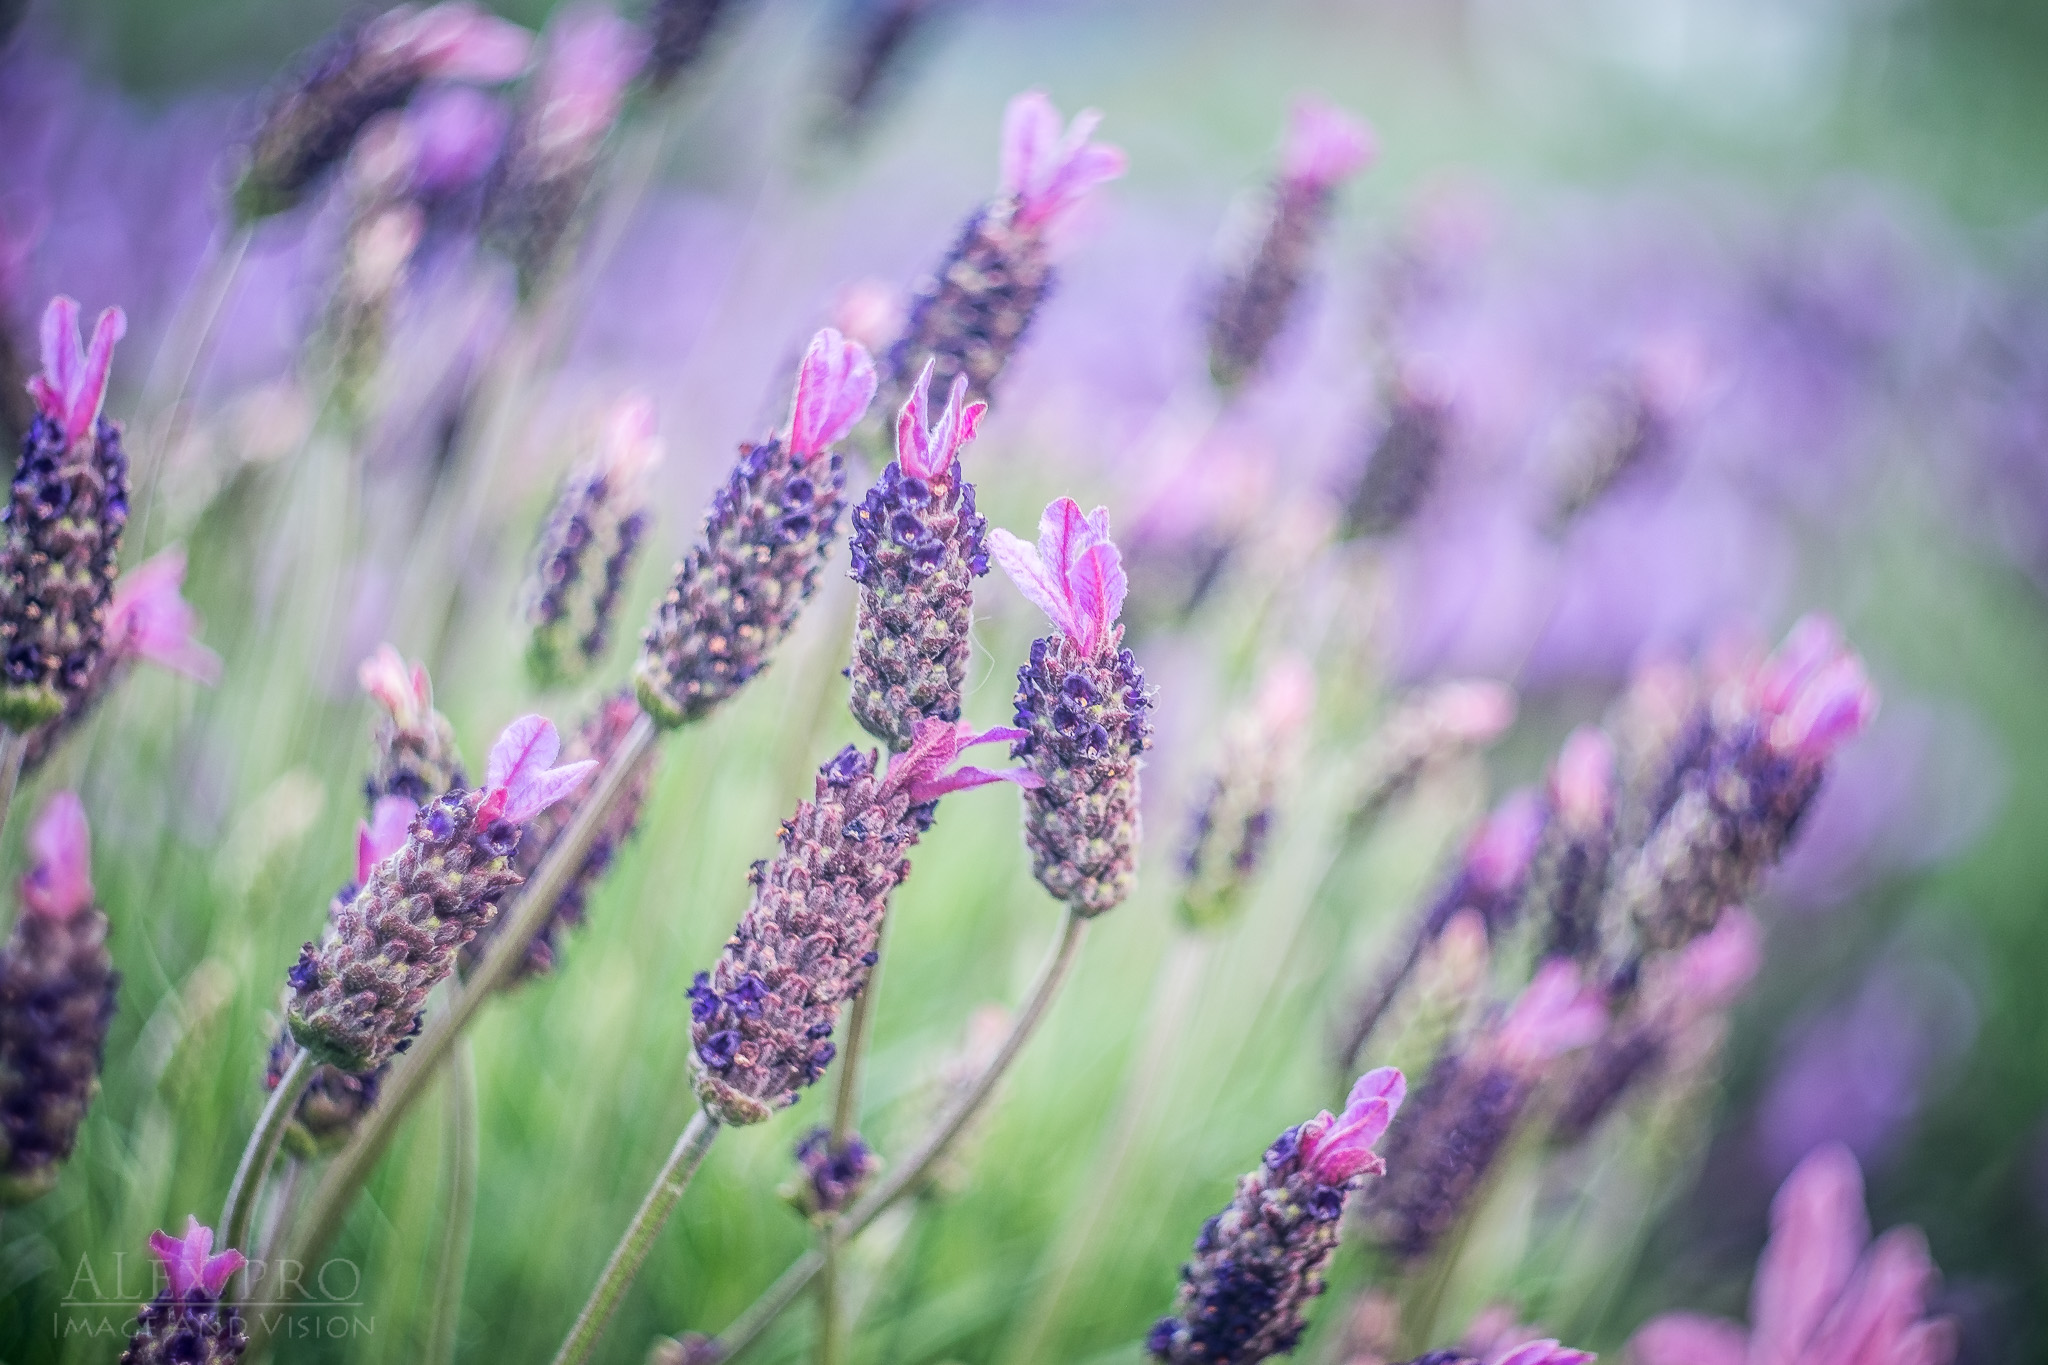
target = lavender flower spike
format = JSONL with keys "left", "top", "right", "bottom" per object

{"left": 1531, "top": 727, "right": 1616, "bottom": 962}
{"left": 690, "top": 719, "right": 1035, "bottom": 1125}
{"left": 287, "top": 716, "right": 595, "bottom": 1073}
{"left": 1, "top": 793, "right": 117, "bottom": 1204}
{"left": 881, "top": 90, "right": 1125, "bottom": 417}
{"left": 1147, "top": 1068, "right": 1405, "bottom": 1365}
{"left": 234, "top": 2, "right": 533, "bottom": 221}
{"left": 646, "top": 0, "right": 746, "bottom": 90}
{"left": 848, "top": 362, "right": 989, "bottom": 750}
{"left": 1631, "top": 1144, "right": 1955, "bottom": 1365}
{"left": 2, "top": 298, "right": 130, "bottom": 731}
{"left": 1179, "top": 655, "right": 1316, "bottom": 929}
{"left": 525, "top": 395, "right": 659, "bottom": 688}
{"left": 993, "top": 497, "right": 1152, "bottom": 914}
{"left": 359, "top": 644, "right": 466, "bottom": 806}
{"left": 637, "top": 330, "right": 876, "bottom": 728}
{"left": 122, "top": 1217, "right": 248, "bottom": 1365}
{"left": 1207, "top": 98, "right": 1375, "bottom": 392}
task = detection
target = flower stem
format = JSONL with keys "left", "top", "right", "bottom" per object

{"left": 815, "top": 923, "right": 885, "bottom": 1365}
{"left": 0, "top": 727, "right": 27, "bottom": 852}
{"left": 426, "top": 1038, "right": 479, "bottom": 1365}
{"left": 817, "top": 1236, "right": 846, "bottom": 1365}
{"left": 221, "top": 1046, "right": 314, "bottom": 1284}
{"left": 711, "top": 911, "right": 1092, "bottom": 1362}
{"left": 551, "top": 1107, "right": 722, "bottom": 1365}
{"left": 271, "top": 714, "right": 659, "bottom": 1289}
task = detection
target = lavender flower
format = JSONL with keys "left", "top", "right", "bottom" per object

{"left": 1606, "top": 617, "right": 1878, "bottom": 957}
{"left": 880, "top": 90, "right": 1125, "bottom": 417}
{"left": 233, "top": 2, "right": 533, "bottom": 221}
{"left": 819, "top": 0, "right": 958, "bottom": 139}
{"left": 359, "top": 644, "right": 466, "bottom": 806}
{"left": 1363, "top": 962, "right": 1603, "bottom": 1262}
{"left": 0, "top": 794, "right": 115, "bottom": 1204}
{"left": 1529, "top": 727, "right": 1616, "bottom": 962}
{"left": 636, "top": 330, "right": 876, "bottom": 729}
{"left": 1604, "top": 658, "right": 1708, "bottom": 869}
{"left": 1344, "top": 679, "right": 1517, "bottom": 834}
{"left": 1179, "top": 656, "right": 1315, "bottom": 929}
{"left": 1, "top": 299, "right": 129, "bottom": 732}
{"left": 848, "top": 362, "right": 988, "bottom": 750}
{"left": 991, "top": 497, "right": 1151, "bottom": 915}
{"left": 1147, "top": 1068, "right": 1405, "bottom": 1365}
{"left": 1630, "top": 1144, "right": 1955, "bottom": 1365}
{"left": 524, "top": 396, "right": 659, "bottom": 688}
{"left": 690, "top": 720, "right": 1036, "bottom": 1125}
{"left": 1389, "top": 1340, "right": 1594, "bottom": 1365}
{"left": 784, "top": 1125, "right": 881, "bottom": 1220}
{"left": 20, "top": 546, "right": 220, "bottom": 777}
{"left": 482, "top": 4, "right": 646, "bottom": 298}
{"left": 1543, "top": 338, "right": 1705, "bottom": 529}
{"left": 319, "top": 119, "right": 426, "bottom": 416}
{"left": 646, "top": 0, "right": 746, "bottom": 90}
{"left": 466, "top": 689, "right": 657, "bottom": 981}
{"left": 121, "top": 1218, "right": 247, "bottom": 1365}
{"left": 1342, "top": 373, "right": 1449, "bottom": 539}
{"left": 1206, "top": 98, "right": 1375, "bottom": 392}
{"left": 287, "top": 716, "right": 596, "bottom": 1072}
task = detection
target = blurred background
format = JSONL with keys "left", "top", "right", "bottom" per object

{"left": 2, "top": 0, "right": 2047, "bottom": 1362}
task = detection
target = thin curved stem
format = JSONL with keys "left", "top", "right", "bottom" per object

{"left": 551, "top": 1108, "right": 721, "bottom": 1365}
{"left": 222, "top": 1047, "right": 314, "bottom": 1285}
{"left": 815, "top": 926, "right": 884, "bottom": 1365}
{"left": 426, "top": 1038, "right": 479, "bottom": 1365}
{"left": 0, "top": 728, "right": 28, "bottom": 854}
{"left": 712, "top": 911, "right": 1091, "bottom": 1362}
{"left": 272, "top": 715, "right": 658, "bottom": 1285}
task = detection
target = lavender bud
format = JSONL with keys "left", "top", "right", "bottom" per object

{"left": 359, "top": 645, "right": 467, "bottom": 806}
{"left": 1178, "top": 657, "right": 1314, "bottom": 929}
{"left": 0, "top": 794, "right": 115, "bottom": 1205}
{"left": 1342, "top": 377, "right": 1447, "bottom": 539}
{"left": 848, "top": 366, "right": 988, "bottom": 750}
{"left": 1, "top": 300, "right": 129, "bottom": 732}
{"left": 1206, "top": 100, "right": 1374, "bottom": 392}
{"left": 122, "top": 1219, "right": 248, "bottom": 1365}
{"left": 636, "top": 331, "right": 875, "bottom": 729}
{"left": 1149, "top": 1070, "right": 1404, "bottom": 1365}
{"left": 782, "top": 1125, "right": 881, "bottom": 1220}
{"left": 646, "top": 0, "right": 746, "bottom": 90}
{"left": 525, "top": 399, "right": 659, "bottom": 689}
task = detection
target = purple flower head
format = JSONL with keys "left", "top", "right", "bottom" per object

{"left": 999, "top": 90, "right": 1127, "bottom": 237}
{"left": 1279, "top": 97, "right": 1376, "bottom": 193}
{"left": 788, "top": 328, "right": 878, "bottom": 458}
{"left": 991, "top": 497, "right": 1129, "bottom": 660}
{"left": 1748, "top": 615, "right": 1880, "bottom": 763}
{"left": 1631, "top": 1144, "right": 1955, "bottom": 1365}
{"left": 1550, "top": 727, "right": 1614, "bottom": 834}
{"left": 106, "top": 548, "right": 221, "bottom": 683}
{"left": 523, "top": 4, "right": 644, "bottom": 153}
{"left": 474, "top": 715, "right": 598, "bottom": 825}
{"left": 145, "top": 1217, "right": 244, "bottom": 1300}
{"left": 1296, "top": 1067, "right": 1406, "bottom": 1183}
{"left": 20, "top": 791, "right": 92, "bottom": 920}
{"left": 886, "top": 718, "right": 1041, "bottom": 804}
{"left": 406, "top": 85, "right": 509, "bottom": 196}
{"left": 1466, "top": 791, "right": 1546, "bottom": 895}
{"left": 27, "top": 297, "right": 124, "bottom": 451}
{"left": 1489, "top": 1341, "right": 1595, "bottom": 1365}
{"left": 895, "top": 362, "right": 987, "bottom": 482}
{"left": 357, "top": 795, "right": 416, "bottom": 886}
{"left": 1492, "top": 960, "right": 1605, "bottom": 1074}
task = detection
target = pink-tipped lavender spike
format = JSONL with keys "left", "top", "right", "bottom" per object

{"left": 234, "top": 2, "right": 533, "bottom": 221}
{"left": 1529, "top": 726, "right": 1617, "bottom": 962}
{"left": 360, "top": 644, "right": 467, "bottom": 806}
{"left": 1, "top": 299, "right": 130, "bottom": 732}
{"left": 122, "top": 1217, "right": 249, "bottom": 1364}
{"left": 880, "top": 90, "right": 1124, "bottom": 419}
{"left": 847, "top": 364, "right": 990, "bottom": 750}
{"left": 1147, "top": 1069, "right": 1405, "bottom": 1364}
{"left": 1206, "top": 98, "right": 1375, "bottom": 392}
{"left": 991, "top": 497, "right": 1152, "bottom": 915}
{"left": 1178, "top": 655, "right": 1316, "bottom": 929}
{"left": 637, "top": 330, "right": 876, "bottom": 728}
{"left": 0, "top": 793, "right": 116, "bottom": 1205}
{"left": 690, "top": 719, "right": 1035, "bottom": 1125}
{"left": 286, "top": 716, "right": 594, "bottom": 1073}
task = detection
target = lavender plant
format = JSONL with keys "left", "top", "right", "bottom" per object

{"left": 121, "top": 1219, "right": 248, "bottom": 1365}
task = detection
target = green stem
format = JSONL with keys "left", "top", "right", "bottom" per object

{"left": 713, "top": 911, "right": 1092, "bottom": 1362}
{"left": 273, "top": 714, "right": 659, "bottom": 1286}
{"left": 551, "top": 1108, "right": 721, "bottom": 1365}
{"left": 222, "top": 1047, "right": 315, "bottom": 1284}
{"left": 0, "top": 727, "right": 28, "bottom": 854}
{"left": 426, "top": 1039, "right": 479, "bottom": 1365}
{"left": 815, "top": 922, "right": 884, "bottom": 1365}
{"left": 817, "top": 1236, "right": 845, "bottom": 1365}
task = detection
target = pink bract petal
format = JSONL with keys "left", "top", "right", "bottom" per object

{"left": 1466, "top": 791, "right": 1545, "bottom": 893}
{"left": 1629, "top": 1314, "right": 1750, "bottom": 1365}
{"left": 358, "top": 796, "right": 417, "bottom": 885}
{"left": 21, "top": 791, "right": 93, "bottom": 919}
{"left": 1254, "top": 655, "right": 1317, "bottom": 739}
{"left": 890, "top": 719, "right": 1042, "bottom": 804}
{"left": 1427, "top": 678, "right": 1518, "bottom": 743}
{"left": 896, "top": 366, "right": 986, "bottom": 482}
{"left": 1551, "top": 727, "right": 1614, "bottom": 832}
{"left": 1496, "top": 959, "right": 1605, "bottom": 1071}
{"left": 485, "top": 714, "right": 558, "bottom": 791}
{"left": 999, "top": 90, "right": 1126, "bottom": 235}
{"left": 1069, "top": 541, "right": 1127, "bottom": 659}
{"left": 28, "top": 296, "right": 126, "bottom": 449}
{"left": 109, "top": 548, "right": 222, "bottom": 684}
{"left": 1769, "top": 655, "right": 1878, "bottom": 763}
{"left": 359, "top": 645, "right": 431, "bottom": 731}
{"left": 399, "top": 2, "right": 535, "bottom": 82}
{"left": 146, "top": 1217, "right": 244, "bottom": 1300}
{"left": 788, "top": 328, "right": 878, "bottom": 457}
{"left": 1280, "top": 97, "right": 1376, "bottom": 191}
{"left": 1751, "top": 1143, "right": 1869, "bottom": 1365}
{"left": 1674, "top": 907, "right": 1763, "bottom": 1009}
{"left": 482, "top": 715, "right": 597, "bottom": 824}
{"left": 1807, "top": 1227, "right": 1943, "bottom": 1365}
{"left": 1302, "top": 1066, "right": 1406, "bottom": 1183}
{"left": 989, "top": 528, "right": 1071, "bottom": 636}
{"left": 1489, "top": 1340, "right": 1597, "bottom": 1365}
{"left": 406, "top": 86, "right": 511, "bottom": 194}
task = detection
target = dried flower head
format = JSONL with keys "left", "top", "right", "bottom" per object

{"left": 880, "top": 90, "right": 1124, "bottom": 418}
{"left": 1148, "top": 1069, "right": 1405, "bottom": 1365}
{"left": 637, "top": 330, "right": 875, "bottom": 728}
{"left": 234, "top": 2, "right": 532, "bottom": 220}
{"left": 525, "top": 396, "right": 659, "bottom": 688}
{"left": 360, "top": 644, "right": 466, "bottom": 806}
{"left": 1179, "top": 655, "right": 1316, "bottom": 929}
{"left": 848, "top": 363, "right": 989, "bottom": 750}
{"left": 1, "top": 792, "right": 117, "bottom": 1204}
{"left": 690, "top": 720, "right": 1034, "bottom": 1125}
{"left": 992, "top": 498, "right": 1151, "bottom": 914}
{"left": 122, "top": 1218, "right": 248, "bottom": 1365}
{"left": 1207, "top": 98, "right": 1375, "bottom": 391}
{"left": 287, "top": 717, "right": 595, "bottom": 1072}
{"left": 2, "top": 299, "right": 130, "bottom": 732}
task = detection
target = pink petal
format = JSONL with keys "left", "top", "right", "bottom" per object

{"left": 1770, "top": 655, "right": 1878, "bottom": 762}
{"left": 1068, "top": 540, "right": 1127, "bottom": 659}
{"left": 1424, "top": 678, "right": 1519, "bottom": 744}
{"left": 1036, "top": 496, "right": 1098, "bottom": 598}
{"left": 33, "top": 295, "right": 81, "bottom": 421}
{"left": 1807, "top": 1227, "right": 1942, "bottom": 1365}
{"left": 21, "top": 791, "right": 93, "bottom": 919}
{"left": 961, "top": 724, "right": 1028, "bottom": 748}
{"left": 1674, "top": 907, "right": 1763, "bottom": 1009}
{"left": 1551, "top": 727, "right": 1614, "bottom": 831}
{"left": 407, "top": 3, "right": 535, "bottom": 81}
{"left": 73, "top": 306, "right": 126, "bottom": 444}
{"left": 359, "top": 645, "right": 428, "bottom": 728}
{"left": 1755, "top": 615, "right": 1845, "bottom": 717}
{"left": 789, "top": 328, "right": 877, "bottom": 457}
{"left": 1304, "top": 1066, "right": 1406, "bottom": 1183}
{"left": 905, "top": 763, "right": 1043, "bottom": 804}
{"left": 358, "top": 796, "right": 416, "bottom": 884}
{"left": 147, "top": 1217, "right": 243, "bottom": 1299}
{"left": 999, "top": 90, "right": 1062, "bottom": 203}
{"left": 1497, "top": 959, "right": 1605, "bottom": 1070}
{"left": 487, "top": 714, "right": 562, "bottom": 794}
{"left": 109, "top": 548, "right": 222, "bottom": 683}
{"left": 1280, "top": 98, "right": 1377, "bottom": 190}
{"left": 1466, "top": 790, "right": 1545, "bottom": 893}
{"left": 990, "top": 528, "right": 1074, "bottom": 637}
{"left": 1489, "top": 1340, "right": 1596, "bottom": 1365}
{"left": 1628, "top": 1316, "right": 1748, "bottom": 1365}
{"left": 895, "top": 358, "right": 937, "bottom": 475}
{"left": 500, "top": 759, "right": 598, "bottom": 826}
{"left": 1752, "top": 1143, "right": 1869, "bottom": 1365}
